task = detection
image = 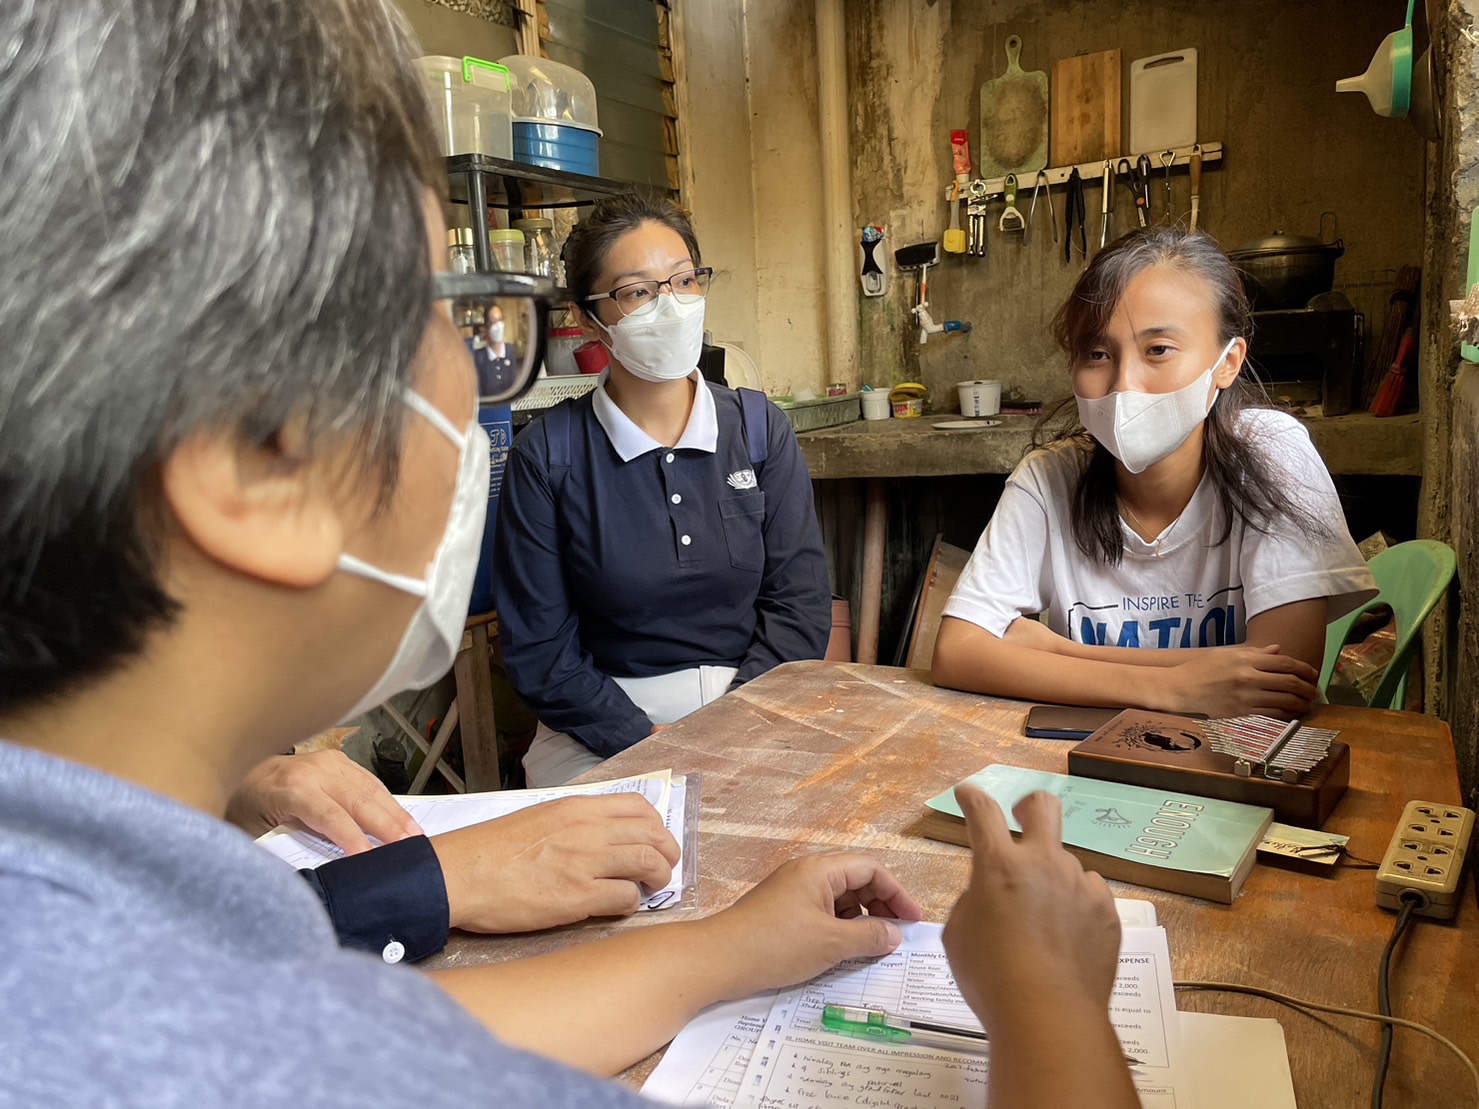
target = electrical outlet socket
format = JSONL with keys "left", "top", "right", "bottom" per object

{"left": 1376, "top": 801, "right": 1475, "bottom": 920}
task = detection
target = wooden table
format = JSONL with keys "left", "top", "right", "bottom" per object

{"left": 430, "top": 661, "right": 1476, "bottom": 1108}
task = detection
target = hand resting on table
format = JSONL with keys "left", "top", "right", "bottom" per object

{"left": 227, "top": 750, "right": 679, "bottom": 933}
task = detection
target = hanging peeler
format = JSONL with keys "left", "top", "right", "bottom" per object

{"left": 999, "top": 173, "right": 1026, "bottom": 238}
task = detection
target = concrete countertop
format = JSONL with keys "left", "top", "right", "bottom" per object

{"left": 797, "top": 411, "right": 1423, "bottom": 479}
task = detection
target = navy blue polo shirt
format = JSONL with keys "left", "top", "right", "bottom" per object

{"left": 493, "top": 375, "right": 831, "bottom": 758}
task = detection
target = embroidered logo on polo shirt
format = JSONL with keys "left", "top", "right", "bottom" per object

{"left": 726, "top": 469, "right": 757, "bottom": 490}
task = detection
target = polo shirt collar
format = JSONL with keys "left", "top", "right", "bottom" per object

{"left": 590, "top": 370, "right": 718, "bottom": 461}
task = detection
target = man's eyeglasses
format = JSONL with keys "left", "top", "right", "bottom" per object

{"left": 579, "top": 267, "right": 713, "bottom": 320}
{"left": 435, "top": 271, "right": 554, "bottom": 404}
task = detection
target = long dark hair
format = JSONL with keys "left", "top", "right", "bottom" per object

{"left": 1036, "top": 226, "right": 1326, "bottom": 567}
{"left": 561, "top": 193, "right": 702, "bottom": 306}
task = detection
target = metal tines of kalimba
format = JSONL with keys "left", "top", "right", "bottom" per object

{"left": 1202, "top": 715, "right": 1339, "bottom": 784}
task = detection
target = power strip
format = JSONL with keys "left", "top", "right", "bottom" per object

{"left": 1376, "top": 801, "right": 1476, "bottom": 920}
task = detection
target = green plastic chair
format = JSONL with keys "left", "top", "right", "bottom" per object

{"left": 1319, "top": 539, "right": 1456, "bottom": 710}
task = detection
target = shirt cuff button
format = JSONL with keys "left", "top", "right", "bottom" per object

{"left": 382, "top": 940, "right": 406, "bottom": 965}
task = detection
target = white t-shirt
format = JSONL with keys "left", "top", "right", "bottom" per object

{"left": 944, "top": 408, "right": 1377, "bottom": 650}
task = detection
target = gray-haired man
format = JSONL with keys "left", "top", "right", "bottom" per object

{"left": 0, "top": 0, "right": 928, "bottom": 1103}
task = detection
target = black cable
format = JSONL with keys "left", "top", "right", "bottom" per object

{"left": 1372, "top": 895, "right": 1421, "bottom": 1109}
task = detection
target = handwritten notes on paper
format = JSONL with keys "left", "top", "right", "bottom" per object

{"left": 644, "top": 906, "right": 1195, "bottom": 1109}
{"left": 255, "top": 769, "right": 691, "bottom": 910}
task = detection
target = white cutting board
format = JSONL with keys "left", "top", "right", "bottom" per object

{"left": 1130, "top": 47, "right": 1198, "bottom": 153}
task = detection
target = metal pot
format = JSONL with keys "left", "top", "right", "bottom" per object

{"left": 1227, "top": 231, "right": 1345, "bottom": 312}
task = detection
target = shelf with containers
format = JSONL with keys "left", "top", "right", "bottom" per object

{"left": 427, "top": 53, "right": 629, "bottom": 414}
{"left": 444, "top": 154, "right": 632, "bottom": 274}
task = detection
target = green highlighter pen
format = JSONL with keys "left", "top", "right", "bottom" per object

{"left": 821, "top": 1003, "right": 1145, "bottom": 1068}
{"left": 821, "top": 1004, "right": 989, "bottom": 1054}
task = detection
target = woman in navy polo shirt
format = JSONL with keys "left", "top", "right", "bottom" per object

{"left": 494, "top": 196, "right": 832, "bottom": 786}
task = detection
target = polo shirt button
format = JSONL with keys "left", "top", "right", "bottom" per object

{"left": 671, "top": 494, "right": 682, "bottom": 505}
{"left": 382, "top": 940, "right": 405, "bottom": 964}
{"left": 665, "top": 452, "right": 675, "bottom": 463}
{"left": 681, "top": 535, "right": 692, "bottom": 546}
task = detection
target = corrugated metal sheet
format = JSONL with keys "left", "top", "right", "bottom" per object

{"left": 543, "top": 0, "right": 669, "bottom": 189}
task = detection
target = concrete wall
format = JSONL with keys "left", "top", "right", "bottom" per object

{"left": 677, "top": 0, "right": 830, "bottom": 394}
{"left": 848, "top": 0, "right": 1428, "bottom": 409}
{"left": 1422, "top": 1, "right": 1479, "bottom": 805}
{"left": 1449, "top": 369, "right": 1479, "bottom": 804}
{"left": 394, "top": 0, "right": 518, "bottom": 60}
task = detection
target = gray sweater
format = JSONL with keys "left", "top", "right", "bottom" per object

{"left": 0, "top": 739, "right": 649, "bottom": 1107}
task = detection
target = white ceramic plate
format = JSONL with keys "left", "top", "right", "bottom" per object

{"left": 932, "top": 419, "right": 1002, "bottom": 430}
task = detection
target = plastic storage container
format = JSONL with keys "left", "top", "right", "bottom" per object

{"left": 420, "top": 55, "right": 513, "bottom": 159}
{"left": 488, "top": 229, "right": 526, "bottom": 272}
{"left": 499, "top": 55, "right": 602, "bottom": 175}
{"left": 446, "top": 227, "right": 477, "bottom": 274}
{"left": 512, "top": 217, "right": 556, "bottom": 277}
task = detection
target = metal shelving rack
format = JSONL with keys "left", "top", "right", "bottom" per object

{"left": 446, "top": 154, "right": 633, "bottom": 272}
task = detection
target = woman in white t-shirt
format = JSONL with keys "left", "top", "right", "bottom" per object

{"left": 933, "top": 227, "right": 1376, "bottom": 719}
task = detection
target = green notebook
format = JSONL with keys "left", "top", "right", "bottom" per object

{"left": 922, "top": 765, "right": 1274, "bottom": 903}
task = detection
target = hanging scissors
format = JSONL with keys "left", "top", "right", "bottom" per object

{"left": 1135, "top": 154, "right": 1153, "bottom": 227}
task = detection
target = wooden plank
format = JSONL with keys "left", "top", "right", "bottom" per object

{"left": 794, "top": 413, "right": 1423, "bottom": 480}
{"left": 856, "top": 478, "right": 887, "bottom": 663}
{"left": 904, "top": 538, "right": 971, "bottom": 668}
{"left": 1050, "top": 49, "right": 1122, "bottom": 167}
{"left": 454, "top": 621, "right": 502, "bottom": 791}
{"left": 430, "top": 662, "right": 1475, "bottom": 1109}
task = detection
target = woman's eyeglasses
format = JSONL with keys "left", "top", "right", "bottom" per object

{"left": 580, "top": 267, "right": 714, "bottom": 320}
{"left": 435, "top": 271, "right": 554, "bottom": 404}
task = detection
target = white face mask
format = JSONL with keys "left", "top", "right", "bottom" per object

{"left": 485, "top": 321, "right": 505, "bottom": 344}
{"left": 596, "top": 292, "right": 705, "bottom": 383}
{"left": 1075, "top": 337, "right": 1238, "bottom": 474}
{"left": 335, "top": 390, "right": 490, "bottom": 723}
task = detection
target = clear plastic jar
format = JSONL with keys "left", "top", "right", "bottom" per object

{"left": 511, "top": 217, "right": 556, "bottom": 278}
{"left": 488, "top": 228, "right": 526, "bottom": 272}
{"left": 446, "top": 227, "right": 477, "bottom": 274}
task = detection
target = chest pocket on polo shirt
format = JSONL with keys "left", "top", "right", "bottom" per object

{"left": 718, "top": 492, "right": 766, "bottom": 571}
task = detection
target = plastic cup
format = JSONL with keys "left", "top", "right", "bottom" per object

{"left": 574, "top": 340, "right": 609, "bottom": 374}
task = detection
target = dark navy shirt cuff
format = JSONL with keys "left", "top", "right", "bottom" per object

{"left": 298, "top": 835, "right": 450, "bottom": 964}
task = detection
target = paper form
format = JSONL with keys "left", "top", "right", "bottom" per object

{"left": 735, "top": 921, "right": 1189, "bottom": 1108}
{"left": 256, "top": 769, "right": 690, "bottom": 910}
{"left": 643, "top": 902, "right": 1158, "bottom": 1105}
{"left": 642, "top": 999, "right": 767, "bottom": 1107}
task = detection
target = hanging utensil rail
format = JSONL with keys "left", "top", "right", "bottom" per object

{"left": 944, "top": 141, "right": 1224, "bottom": 201}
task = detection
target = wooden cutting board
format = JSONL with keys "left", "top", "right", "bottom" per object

{"left": 978, "top": 35, "right": 1049, "bottom": 179}
{"left": 1051, "top": 49, "right": 1122, "bottom": 166}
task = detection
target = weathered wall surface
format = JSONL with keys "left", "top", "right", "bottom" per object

{"left": 1424, "top": 1, "right": 1479, "bottom": 804}
{"left": 677, "top": 0, "right": 831, "bottom": 393}
{"left": 847, "top": 0, "right": 1427, "bottom": 410}
{"left": 673, "top": 0, "right": 764, "bottom": 362}
{"left": 1449, "top": 369, "right": 1479, "bottom": 803}
{"left": 395, "top": 0, "right": 518, "bottom": 61}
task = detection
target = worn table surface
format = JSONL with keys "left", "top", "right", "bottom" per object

{"left": 796, "top": 411, "right": 1422, "bottom": 479}
{"left": 431, "top": 661, "right": 1475, "bottom": 1107}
